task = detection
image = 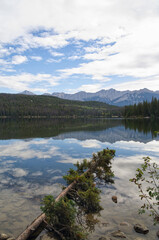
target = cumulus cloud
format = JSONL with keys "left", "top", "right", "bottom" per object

{"left": 12, "top": 168, "right": 28, "bottom": 177}
{"left": 30, "top": 56, "right": 42, "bottom": 61}
{"left": 0, "top": 0, "right": 159, "bottom": 91}
{"left": 0, "top": 0, "right": 146, "bottom": 42}
{"left": 114, "top": 140, "right": 159, "bottom": 157}
{"left": 12, "top": 55, "right": 28, "bottom": 64}
{"left": 0, "top": 73, "right": 59, "bottom": 92}
{"left": 78, "top": 139, "right": 102, "bottom": 148}
{"left": 0, "top": 46, "right": 12, "bottom": 57}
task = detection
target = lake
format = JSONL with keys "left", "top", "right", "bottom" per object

{"left": 0, "top": 118, "right": 158, "bottom": 239}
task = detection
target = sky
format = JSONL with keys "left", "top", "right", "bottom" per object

{"left": 0, "top": 0, "right": 159, "bottom": 94}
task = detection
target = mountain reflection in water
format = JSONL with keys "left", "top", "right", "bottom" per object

{"left": 0, "top": 118, "right": 159, "bottom": 142}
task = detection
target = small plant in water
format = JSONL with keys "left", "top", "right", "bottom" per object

{"left": 130, "top": 156, "right": 159, "bottom": 224}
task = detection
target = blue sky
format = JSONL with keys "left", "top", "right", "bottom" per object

{"left": 0, "top": 0, "right": 159, "bottom": 94}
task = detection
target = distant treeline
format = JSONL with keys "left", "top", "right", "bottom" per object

{"left": 124, "top": 98, "right": 159, "bottom": 118}
{"left": 0, "top": 94, "right": 122, "bottom": 118}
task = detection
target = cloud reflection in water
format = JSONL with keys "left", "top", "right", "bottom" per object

{"left": 0, "top": 124, "right": 158, "bottom": 238}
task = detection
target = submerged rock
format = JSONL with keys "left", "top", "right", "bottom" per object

{"left": 157, "top": 230, "right": 159, "bottom": 238}
{"left": 134, "top": 224, "right": 149, "bottom": 234}
{"left": 99, "top": 237, "right": 112, "bottom": 240}
{"left": 101, "top": 222, "right": 109, "bottom": 227}
{"left": 120, "top": 222, "right": 129, "bottom": 226}
{"left": 135, "top": 238, "right": 145, "bottom": 240}
{"left": 111, "top": 230, "right": 126, "bottom": 238}
{"left": 40, "top": 234, "right": 56, "bottom": 240}
{"left": 0, "top": 234, "right": 10, "bottom": 240}
{"left": 112, "top": 195, "right": 117, "bottom": 203}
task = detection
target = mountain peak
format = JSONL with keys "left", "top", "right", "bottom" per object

{"left": 19, "top": 90, "right": 35, "bottom": 95}
{"left": 52, "top": 88, "right": 159, "bottom": 106}
{"left": 140, "top": 88, "right": 152, "bottom": 93}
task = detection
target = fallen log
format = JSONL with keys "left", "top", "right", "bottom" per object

{"left": 16, "top": 162, "right": 93, "bottom": 240}
{"left": 16, "top": 181, "right": 75, "bottom": 240}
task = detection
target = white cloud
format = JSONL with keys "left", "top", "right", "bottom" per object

{"left": 68, "top": 55, "right": 81, "bottom": 60}
{"left": 30, "top": 56, "right": 42, "bottom": 61}
{"left": 12, "top": 55, "right": 28, "bottom": 65}
{"left": 29, "top": 34, "right": 68, "bottom": 49}
{"left": 78, "top": 139, "right": 102, "bottom": 148}
{"left": 0, "top": 73, "right": 59, "bottom": 92}
{"left": 59, "top": 20, "right": 159, "bottom": 84}
{"left": 0, "top": 0, "right": 159, "bottom": 90}
{"left": 0, "top": 46, "right": 11, "bottom": 57}
{"left": 49, "top": 51, "right": 64, "bottom": 57}
{"left": 31, "top": 171, "right": 43, "bottom": 176}
{"left": 47, "top": 58, "right": 62, "bottom": 63}
{"left": 51, "top": 176, "right": 63, "bottom": 181}
{"left": 109, "top": 76, "right": 159, "bottom": 91}
{"left": 114, "top": 140, "right": 159, "bottom": 157}
{"left": 0, "top": 0, "right": 157, "bottom": 43}
{"left": 9, "top": 33, "right": 69, "bottom": 54}
{"left": 57, "top": 155, "right": 82, "bottom": 164}
{"left": 12, "top": 168, "right": 28, "bottom": 177}
{"left": 73, "top": 84, "right": 105, "bottom": 93}
{"left": 0, "top": 140, "right": 60, "bottom": 160}
{"left": 47, "top": 169, "right": 62, "bottom": 174}
{"left": 0, "top": 58, "right": 8, "bottom": 65}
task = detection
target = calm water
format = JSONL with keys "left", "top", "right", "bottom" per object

{"left": 0, "top": 118, "right": 159, "bottom": 239}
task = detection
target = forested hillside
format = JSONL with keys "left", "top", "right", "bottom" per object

{"left": 124, "top": 98, "right": 159, "bottom": 118}
{"left": 0, "top": 94, "right": 123, "bottom": 118}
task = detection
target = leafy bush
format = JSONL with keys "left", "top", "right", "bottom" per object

{"left": 130, "top": 157, "right": 159, "bottom": 224}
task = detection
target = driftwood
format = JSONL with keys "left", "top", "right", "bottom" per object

{"left": 16, "top": 181, "right": 75, "bottom": 240}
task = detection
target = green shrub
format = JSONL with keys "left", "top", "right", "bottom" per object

{"left": 130, "top": 157, "right": 159, "bottom": 224}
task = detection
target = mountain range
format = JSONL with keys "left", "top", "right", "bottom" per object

{"left": 19, "top": 88, "right": 159, "bottom": 106}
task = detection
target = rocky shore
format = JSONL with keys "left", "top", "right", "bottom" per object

{"left": 30, "top": 221, "right": 158, "bottom": 240}
{"left": 1, "top": 220, "right": 158, "bottom": 240}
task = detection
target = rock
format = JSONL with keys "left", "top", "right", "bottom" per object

{"left": 99, "top": 237, "right": 112, "bottom": 240}
{"left": 157, "top": 230, "right": 159, "bottom": 238}
{"left": 112, "top": 195, "right": 117, "bottom": 203}
{"left": 0, "top": 234, "right": 10, "bottom": 240}
{"left": 7, "top": 238, "right": 15, "bottom": 240}
{"left": 40, "top": 234, "right": 56, "bottom": 240}
{"left": 111, "top": 230, "right": 126, "bottom": 238}
{"left": 134, "top": 224, "right": 149, "bottom": 234}
{"left": 120, "top": 222, "right": 129, "bottom": 226}
{"left": 135, "top": 238, "right": 145, "bottom": 240}
{"left": 101, "top": 222, "right": 109, "bottom": 227}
